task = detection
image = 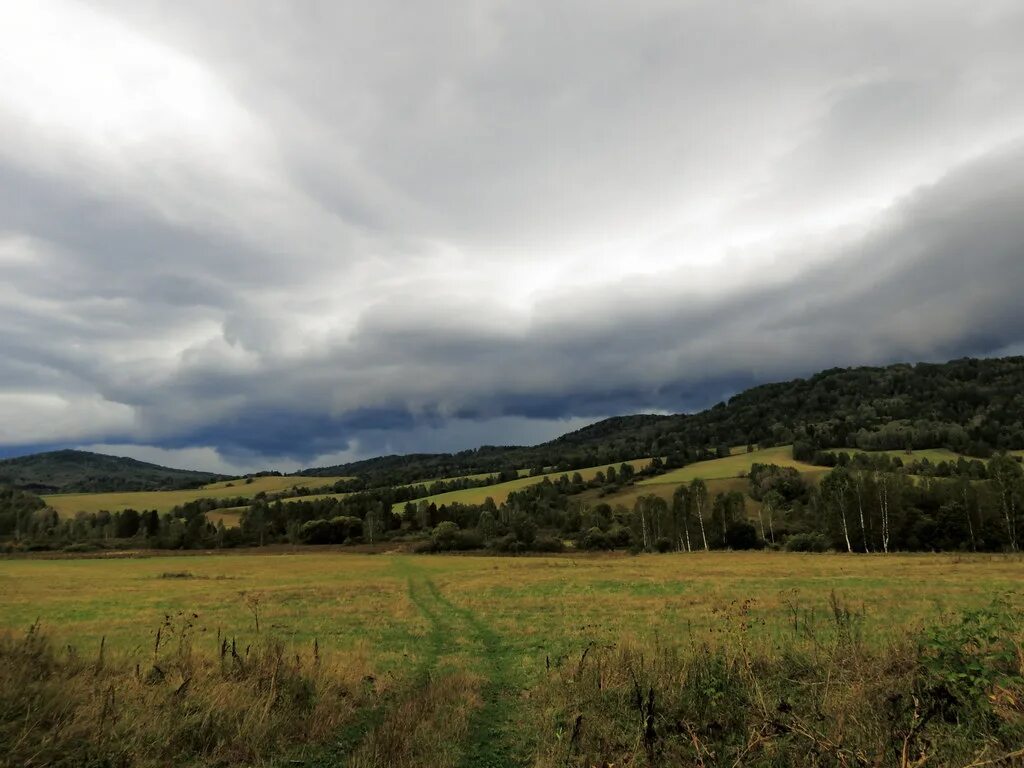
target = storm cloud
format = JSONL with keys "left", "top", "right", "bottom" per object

{"left": 2, "top": 1, "right": 1024, "bottom": 471}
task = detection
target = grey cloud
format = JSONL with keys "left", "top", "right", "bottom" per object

{"left": 1, "top": 1, "right": 1024, "bottom": 469}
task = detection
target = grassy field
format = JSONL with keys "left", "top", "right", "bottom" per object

{"left": 637, "top": 445, "right": 820, "bottom": 486}
{"left": 0, "top": 551, "right": 1021, "bottom": 766}
{"left": 0, "top": 548, "right": 1019, "bottom": 765}
{"left": 42, "top": 475, "right": 351, "bottom": 516}
{"left": 5, "top": 551, "right": 1017, "bottom": 658}
{"left": 389, "top": 458, "right": 654, "bottom": 512}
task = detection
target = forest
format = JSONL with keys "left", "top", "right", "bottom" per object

{"left": 5, "top": 450, "right": 1021, "bottom": 555}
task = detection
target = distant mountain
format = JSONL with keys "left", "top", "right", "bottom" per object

{"left": 306, "top": 356, "right": 1024, "bottom": 482}
{"left": 0, "top": 450, "right": 228, "bottom": 494}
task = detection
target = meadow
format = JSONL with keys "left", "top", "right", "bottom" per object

{"left": 388, "top": 458, "right": 654, "bottom": 512}
{"left": 42, "top": 474, "right": 351, "bottom": 516}
{"left": 1, "top": 551, "right": 1021, "bottom": 766}
{"left": 40, "top": 445, "right": 982, "bottom": 527}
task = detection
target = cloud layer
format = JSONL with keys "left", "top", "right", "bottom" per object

{"left": 2, "top": 1, "right": 1024, "bottom": 471}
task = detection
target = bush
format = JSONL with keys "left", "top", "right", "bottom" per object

{"left": 581, "top": 527, "right": 610, "bottom": 550}
{"left": 725, "top": 522, "right": 761, "bottom": 550}
{"left": 784, "top": 532, "right": 830, "bottom": 552}
{"left": 654, "top": 537, "right": 672, "bottom": 553}
{"left": 532, "top": 535, "right": 565, "bottom": 553}
{"left": 491, "top": 533, "right": 526, "bottom": 553}
{"left": 431, "top": 521, "right": 460, "bottom": 549}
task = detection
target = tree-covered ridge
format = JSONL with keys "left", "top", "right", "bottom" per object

{"left": 307, "top": 356, "right": 1024, "bottom": 482}
{"left": 0, "top": 450, "right": 227, "bottom": 494}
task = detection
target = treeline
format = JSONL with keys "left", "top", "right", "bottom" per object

{"left": 304, "top": 356, "right": 1024, "bottom": 480}
{"left": 4, "top": 451, "right": 1023, "bottom": 555}
{"left": 0, "top": 449, "right": 226, "bottom": 494}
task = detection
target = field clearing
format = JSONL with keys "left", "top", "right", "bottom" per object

{"left": 638, "top": 444, "right": 821, "bottom": 485}
{"left": 575, "top": 475, "right": 757, "bottom": 509}
{"left": 389, "top": 458, "right": 653, "bottom": 512}
{"left": 42, "top": 475, "right": 351, "bottom": 516}
{"left": 1, "top": 551, "right": 1021, "bottom": 767}
{"left": 211, "top": 470, "right": 536, "bottom": 515}
{"left": 1, "top": 551, "right": 1020, "bottom": 661}
{"left": 842, "top": 447, "right": 974, "bottom": 464}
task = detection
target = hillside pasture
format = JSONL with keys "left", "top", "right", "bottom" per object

{"left": 42, "top": 475, "right": 351, "bottom": 516}
{"left": 389, "top": 458, "right": 653, "bottom": 512}
{"left": 637, "top": 444, "right": 820, "bottom": 486}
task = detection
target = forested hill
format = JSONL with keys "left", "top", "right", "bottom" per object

{"left": 306, "top": 356, "right": 1024, "bottom": 482}
{"left": 0, "top": 450, "right": 226, "bottom": 494}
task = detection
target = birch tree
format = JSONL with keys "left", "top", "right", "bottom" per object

{"left": 988, "top": 454, "right": 1021, "bottom": 551}
{"left": 672, "top": 485, "right": 691, "bottom": 551}
{"left": 821, "top": 468, "right": 853, "bottom": 553}
{"left": 689, "top": 478, "right": 709, "bottom": 551}
{"left": 853, "top": 470, "right": 871, "bottom": 553}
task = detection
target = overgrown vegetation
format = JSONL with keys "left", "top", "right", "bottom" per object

{"left": 536, "top": 595, "right": 1024, "bottom": 767}
{"left": 0, "top": 614, "right": 372, "bottom": 768}
{"left": 0, "top": 558, "right": 1020, "bottom": 768}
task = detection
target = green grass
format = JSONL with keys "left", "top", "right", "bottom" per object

{"left": 2, "top": 551, "right": 1019, "bottom": 660}
{"left": 835, "top": 447, "right": 975, "bottom": 464}
{"left": 1, "top": 551, "right": 1021, "bottom": 767}
{"left": 637, "top": 445, "right": 820, "bottom": 485}
{"left": 43, "top": 475, "right": 352, "bottom": 516}
{"left": 390, "top": 459, "right": 653, "bottom": 512}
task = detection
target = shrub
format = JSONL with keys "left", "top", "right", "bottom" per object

{"left": 532, "top": 535, "right": 565, "bottom": 552}
{"left": 784, "top": 532, "right": 830, "bottom": 552}
{"left": 581, "top": 527, "right": 610, "bottom": 550}
{"left": 654, "top": 537, "right": 672, "bottom": 553}
{"left": 431, "top": 521, "right": 460, "bottom": 550}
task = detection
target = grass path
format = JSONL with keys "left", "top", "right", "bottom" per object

{"left": 423, "top": 578, "right": 527, "bottom": 768}
{"left": 309, "top": 558, "right": 526, "bottom": 768}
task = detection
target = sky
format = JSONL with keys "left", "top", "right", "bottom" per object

{"left": 2, "top": 1, "right": 1024, "bottom": 474}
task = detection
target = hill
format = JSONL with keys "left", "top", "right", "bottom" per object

{"left": 306, "top": 356, "right": 1024, "bottom": 481}
{"left": 0, "top": 450, "right": 227, "bottom": 494}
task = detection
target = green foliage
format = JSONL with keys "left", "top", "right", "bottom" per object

{"left": 0, "top": 450, "right": 225, "bottom": 493}
{"left": 785, "top": 532, "right": 830, "bottom": 551}
{"left": 919, "top": 596, "right": 1022, "bottom": 704}
{"left": 303, "top": 356, "right": 1024, "bottom": 482}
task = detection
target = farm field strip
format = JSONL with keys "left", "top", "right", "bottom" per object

{"left": 637, "top": 444, "right": 819, "bottom": 485}
{"left": 389, "top": 458, "right": 654, "bottom": 511}
{"left": 42, "top": 475, "right": 352, "bottom": 516}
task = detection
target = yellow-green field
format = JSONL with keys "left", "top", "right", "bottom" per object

{"left": 1, "top": 551, "right": 1019, "bottom": 658}
{"left": 637, "top": 444, "right": 819, "bottom": 485}
{"left": 841, "top": 447, "right": 975, "bottom": 464}
{"left": 389, "top": 458, "right": 654, "bottom": 512}
{"left": 1, "top": 551, "right": 1021, "bottom": 767}
{"left": 42, "top": 475, "right": 351, "bottom": 516}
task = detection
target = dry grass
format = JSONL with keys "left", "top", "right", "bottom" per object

{"left": 0, "top": 618, "right": 373, "bottom": 767}
{"left": 2, "top": 551, "right": 1022, "bottom": 766}
{"left": 531, "top": 619, "right": 1023, "bottom": 767}
{"left": 348, "top": 671, "right": 483, "bottom": 768}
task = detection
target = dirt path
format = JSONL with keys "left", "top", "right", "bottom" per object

{"left": 306, "top": 558, "right": 527, "bottom": 768}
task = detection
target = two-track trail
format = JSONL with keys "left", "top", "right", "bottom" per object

{"left": 307, "top": 557, "right": 529, "bottom": 768}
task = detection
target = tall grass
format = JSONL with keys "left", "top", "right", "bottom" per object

{"left": 0, "top": 614, "right": 374, "bottom": 767}
{"left": 534, "top": 596, "right": 1024, "bottom": 767}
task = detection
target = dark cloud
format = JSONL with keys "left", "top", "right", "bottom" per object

{"left": 1, "top": 1, "right": 1023, "bottom": 470}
